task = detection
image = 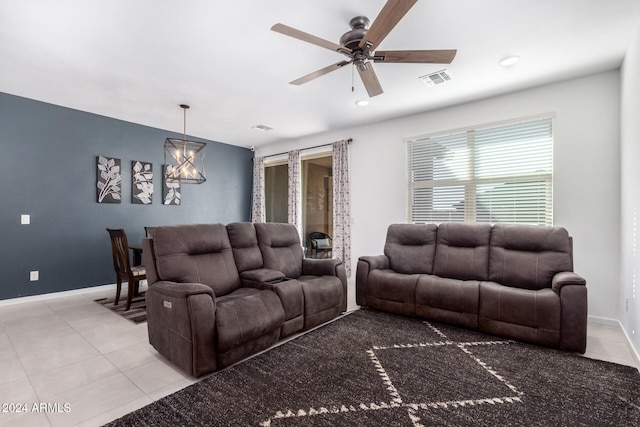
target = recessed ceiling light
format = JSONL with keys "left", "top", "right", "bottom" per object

{"left": 499, "top": 55, "right": 520, "bottom": 67}
{"left": 251, "top": 124, "right": 273, "bottom": 132}
{"left": 355, "top": 99, "right": 369, "bottom": 107}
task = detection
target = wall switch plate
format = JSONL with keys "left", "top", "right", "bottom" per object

{"left": 21, "top": 214, "right": 30, "bottom": 225}
{"left": 30, "top": 271, "right": 39, "bottom": 281}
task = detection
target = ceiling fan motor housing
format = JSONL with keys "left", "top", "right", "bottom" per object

{"left": 340, "top": 16, "right": 370, "bottom": 50}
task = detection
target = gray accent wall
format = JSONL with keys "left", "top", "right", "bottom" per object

{"left": 0, "top": 92, "right": 253, "bottom": 300}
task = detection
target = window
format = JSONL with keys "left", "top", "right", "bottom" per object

{"left": 407, "top": 116, "right": 553, "bottom": 225}
{"left": 264, "top": 153, "right": 333, "bottom": 256}
{"left": 302, "top": 155, "right": 333, "bottom": 252}
{"left": 264, "top": 162, "right": 288, "bottom": 223}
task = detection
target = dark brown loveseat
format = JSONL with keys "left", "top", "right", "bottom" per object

{"left": 143, "top": 222, "right": 347, "bottom": 377}
{"left": 356, "top": 222, "right": 588, "bottom": 353}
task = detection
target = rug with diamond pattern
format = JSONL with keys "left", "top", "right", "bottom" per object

{"left": 106, "top": 309, "right": 640, "bottom": 426}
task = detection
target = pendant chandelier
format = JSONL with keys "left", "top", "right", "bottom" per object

{"left": 163, "top": 104, "right": 206, "bottom": 184}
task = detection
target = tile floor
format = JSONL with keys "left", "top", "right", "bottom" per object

{"left": 0, "top": 285, "right": 637, "bottom": 427}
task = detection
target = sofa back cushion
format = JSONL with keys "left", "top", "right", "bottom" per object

{"left": 226, "top": 222, "right": 263, "bottom": 272}
{"left": 433, "top": 223, "right": 492, "bottom": 280}
{"left": 384, "top": 224, "right": 437, "bottom": 274}
{"left": 255, "top": 223, "right": 304, "bottom": 278}
{"left": 153, "top": 223, "right": 240, "bottom": 296}
{"left": 489, "top": 224, "right": 573, "bottom": 290}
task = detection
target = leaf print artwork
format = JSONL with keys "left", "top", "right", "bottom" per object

{"left": 131, "top": 161, "right": 153, "bottom": 204}
{"left": 163, "top": 165, "right": 181, "bottom": 205}
{"left": 96, "top": 156, "right": 122, "bottom": 203}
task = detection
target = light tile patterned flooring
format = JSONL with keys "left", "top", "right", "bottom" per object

{"left": 0, "top": 285, "right": 637, "bottom": 426}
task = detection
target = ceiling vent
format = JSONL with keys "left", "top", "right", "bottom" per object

{"left": 419, "top": 69, "right": 452, "bottom": 87}
{"left": 251, "top": 124, "right": 273, "bottom": 132}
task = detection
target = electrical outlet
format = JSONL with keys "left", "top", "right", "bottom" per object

{"left": 29, "top": 271, "right": 39, "bottom": 281}
{"left": 21, "top": 214, "right": 30, "bottom": 225}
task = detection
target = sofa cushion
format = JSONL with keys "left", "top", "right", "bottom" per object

{"left": 298, "top": 275, "right": 344, "bottom": 329}
{"left": 215, "top": 288, "right": 285, "bottom": 353}
{"left": 433, "top": 223, "right": 492, "bottom": 281}
{"left": 415, "top": 275, "right": 480, "bottom": 329}
{"left": 384, "top": 224, "right": 437, "bottom": 274}
{"left": 479, "top": 281, "right": 560, "bottom": 331}
{"left": 478, "top": 281, "right": 561, "bottom": 347}
{"left": 489, "top": 224, "right": 573, "bottom": 290}
{"left": 153, "top": 224, "right": 240, "bottom": 296}
{"left": 226, "top": 222, "right": 264, "bottom": 273}
{"left": 255, "top": 223, "right": 304, "bottom": 278}
{"left": 367, "top": 269, "right": 419, "bottom": 316}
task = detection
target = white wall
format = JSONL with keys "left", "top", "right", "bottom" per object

{"left": 257, "top": 70, "right": 621, "bottom": 321}
{"left": 621, "top": 25, "right": 640, "bottom": 354}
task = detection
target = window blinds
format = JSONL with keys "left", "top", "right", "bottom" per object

{"left": 407, "top": 116, "right": 553, "bottom": 225}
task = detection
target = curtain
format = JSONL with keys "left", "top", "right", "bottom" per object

{"left": 251, "top": 156, "right": 265, "bottom": 223}
{"left": 287, "top": 150, "right": 302, "bottom": 242}
{"left": 332, "top": 140, "right": 351, "bottom": 276}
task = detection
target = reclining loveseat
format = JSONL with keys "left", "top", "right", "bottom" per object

{"left": 143, "top": 222, "right": 347, "bottom": 377}
{"left": 356, "top": 222, "right": 588, "bottom": 353}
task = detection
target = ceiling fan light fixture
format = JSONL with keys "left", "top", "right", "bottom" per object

{"left": 499, "top": 55, "right": 520, "bottom": 67}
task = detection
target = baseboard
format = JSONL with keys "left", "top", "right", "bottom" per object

{"left": 0, "top": 284, "right": 117, "bottom": 307}
{"left": 589, "top": 315, "right": 640, "bottom": 369}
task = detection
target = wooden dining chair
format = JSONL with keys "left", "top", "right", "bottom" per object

{"left": 106, "top": 228, "right": 146, "bottom": 311}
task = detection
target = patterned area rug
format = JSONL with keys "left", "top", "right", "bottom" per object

{"left": 94, "top": 293, "right": 146, "bottom": 324}
{"left": 105, "top": 309, "right": 640, "bottom": 426}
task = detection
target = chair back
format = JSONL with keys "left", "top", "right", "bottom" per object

{"left": 107, "top": 228, "right": 132, "bottom": 276}
{"left": 153, "top": 224, "right": 241, "bottom": 296}
{"left": 255, "top": 223, "right": 304, "bottom": 278}
{"left": 309, "top": 232, "right": 331, "bottom": 248}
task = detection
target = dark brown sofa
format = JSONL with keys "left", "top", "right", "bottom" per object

{"left": 143, "top": 222, "right": 347, "bottom": 377}
{"left": 356, "top": 222, "right": 588, "bottom": 353}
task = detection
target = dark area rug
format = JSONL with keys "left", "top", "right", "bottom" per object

{"left": 105, "top": 309, "right": 640, "bottom": 426}
{"left": 94, "top": 293, "right": 146, "bottom": 324}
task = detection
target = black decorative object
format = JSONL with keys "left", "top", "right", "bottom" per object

{"left": 163, "top": 165, "right": 181, "bottom": 205}
{"left": 104, "top": 309, "right": 640, "bottom": 426}
{"left": 96, "top": 156, "right": 121, "bottom": 203}
{"left": 131, "top": 161, "right": 153, "bottom": 204}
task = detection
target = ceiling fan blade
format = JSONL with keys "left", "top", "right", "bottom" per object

{"left": 357, "top": 62, "right": 384, "bottom": 97}
{"left": 271, "top": 23, "right": 351, "bottom": 53}
{"left": 374, "top": 49, "right": 457, "bottom": 64}
{"left": 290, "top": 60, "right": 351, "bottom": 85}
{"left": 358, "top": 0, "right": 417, "bottom": 50}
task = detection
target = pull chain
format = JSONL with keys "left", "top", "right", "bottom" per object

{"left": 351, "top": 63, "right": 355, "bottom": 92}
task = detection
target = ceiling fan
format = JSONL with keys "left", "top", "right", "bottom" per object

{"left": 271, "top": 0, "right": 457, "bottom": 97}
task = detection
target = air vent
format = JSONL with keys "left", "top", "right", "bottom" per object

{"left": 252, "top": 124, "right": 273, "bottom": 132}
{"left": 419, "top": 69, "right": 453, "bottom": 87}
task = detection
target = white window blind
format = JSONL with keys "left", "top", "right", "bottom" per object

{"left": 407, "top": 116, "right": 553, "bottom": 225}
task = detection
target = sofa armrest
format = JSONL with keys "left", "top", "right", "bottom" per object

{"left": 358, "top": 255, "right": 390, "bottom": 271}
{"left": 302, "top": 258, "right": 342, "bottom": 277}
{"left": 148, "top": 281, "right": 216, "bottom": 299}
{"left": 356, "top": 255, "right": 390, "bottom": 307}
{"left": 146, "top": 281, "right": 217, "bottom": 377}
{"left": 552, "top": 271, "right": 586, "bottom": 293}
{"left": 551, "top": 272, "right": 588, "bottom": 353}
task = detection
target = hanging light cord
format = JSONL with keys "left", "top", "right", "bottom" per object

{"left": 180, "top": 104, "right": 189, "bottom": 142}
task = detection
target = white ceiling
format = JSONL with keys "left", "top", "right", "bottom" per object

{"left": 1, "top": 0, "right": 639, "bottom": 149}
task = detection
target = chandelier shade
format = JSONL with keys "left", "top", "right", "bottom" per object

{"left": 163, "top": 104, "right": 207, "bottom": 184}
